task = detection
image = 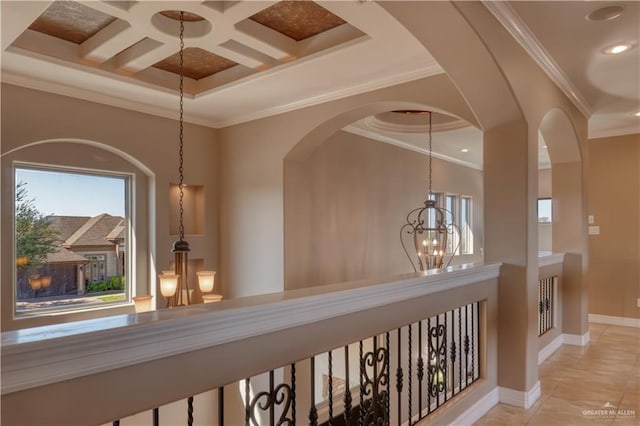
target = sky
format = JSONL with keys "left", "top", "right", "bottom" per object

{"left": 16, "top": 168, "right": 126, "bottom": 217}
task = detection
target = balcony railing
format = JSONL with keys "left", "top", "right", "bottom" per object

{"left": 2, "top": 263, "right": 500, "bottom": 426}
{"left": 537, "top": 276, "right": 555, "bottom": 336}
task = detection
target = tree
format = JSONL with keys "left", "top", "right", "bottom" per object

{"left": 15, "top": 182, "right": 59, "bottom": 270}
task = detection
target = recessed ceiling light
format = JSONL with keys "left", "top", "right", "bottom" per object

{"left": 460, "top": 148, "right": 469, "bottom": 153}
{"left": 603, "top": 43, "right": 632, "bottom": 55}
{"left": 586, "top": 5, "right": 624, "bottom": 21}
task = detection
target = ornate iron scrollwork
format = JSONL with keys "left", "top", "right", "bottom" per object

{"left": 359, "top": 340, "right": 390, "bottom": 425}
{"left": 428, "top": 323, "right": 447, "bottom": 397}
{"left": 249, "top": 376, "right": 294, "bottom": 426}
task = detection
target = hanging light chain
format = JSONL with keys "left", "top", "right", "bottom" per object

{"left": 178, "top": 11, "right": 185, "bottom": 242}
{"left": 428, "top": 111, "right": 433, "bottom": 197}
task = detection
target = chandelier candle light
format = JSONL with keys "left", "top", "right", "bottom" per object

{"left": 399, "top": 110, "right": 459, "bottom": 272}
{"left": 158, "top": 11, "right": 215, "bottom": 307}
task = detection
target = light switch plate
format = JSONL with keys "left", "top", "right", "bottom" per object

{"left": 588, "top": 215, "right": 594, "bottom": 224}
{"left": 588, "top": 226, "right": 600, "bottom": 235}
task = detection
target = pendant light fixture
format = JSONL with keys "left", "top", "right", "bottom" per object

{"left": 158, "top": 11, "right": 215, "bottom": 307}
{"left": 400, "top": 111, "right": 459, "bottom": 272}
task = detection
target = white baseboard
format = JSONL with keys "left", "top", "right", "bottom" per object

{"left": 450, "top": 387, "right": 499, "bottom": 426}
{"left": 499, "top": 381, "right": 540, "bottom": 409}
{"left": 538, "top": 334, "right": 563, "bottom": 365}
{"left": 563, "top": 331, "right": 590, "bottom": 346}
{"left": 589, "top": 314, "right": 640, "bottom": 328}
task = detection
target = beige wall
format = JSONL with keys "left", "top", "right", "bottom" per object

{"left": 588, "top": 133, "right": 640, "bottom": 319}
{"left": 1, "top": 83, "right": 218, "bottom": 330}
{"left": 284, "top": 130, "right": 483, "bottom": 289}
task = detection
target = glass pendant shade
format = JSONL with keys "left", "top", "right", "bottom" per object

{"left": 159, "top": 273, "right": 179, "bottom": 298}
{"left": 197, "top": 270, "right": 216, "bottom": 293}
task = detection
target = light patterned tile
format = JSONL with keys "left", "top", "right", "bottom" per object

{"left": 473, "top": 324, "right": 639, "bottom": 426}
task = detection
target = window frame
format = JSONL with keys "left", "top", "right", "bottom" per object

{"left": 13, "top": 162, "right": 134, "bottom": 318}
{"left": 460, "top": 196, "right": 473, "bottom": 255}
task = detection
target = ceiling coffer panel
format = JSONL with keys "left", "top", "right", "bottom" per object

{"left": 153, "top": 48, "right": 239, "bottom": 80}
{"left": 28, "top": 1, "right": 116, "bottom": 44}
{"left": 249, "top": 1, "right": 346, "bottom": 41}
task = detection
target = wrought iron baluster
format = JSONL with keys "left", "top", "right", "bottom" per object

{"left": 291, "top": 363, "right": 296, "bottom": 426}
{"left": 329, "top": 349, "right": 334, "bottom": 425}
{"left": 344, "top": 346, "right": 352, "bottom": 425}
{"left": 471, "top": 304, "right": 475, "bottom": 380}
{"left": 407, "top": 324, "right": 413, "bottom": 426}
{"left": 112, "top": 421, "right": 120, "bottom": 426}
{"left": 359, "top": 341, "right": 364, "bottom": 426}
{"left": 153, "top": 408, "right": 159, "bottom": 426}
{"left": 269, "top": 370, "right": 275, "bottom": 426}
{"left": 476, "top": 301, "right": 481, "bottom": 380}
{"left": 386, "top": 331, "right": 391, "bottom": 426}
{"left": 418, "top": 320, "right": 424, "bottom": 417}
{"left": 464, "top": 304, "right": 469, "bottom": 388}
{"left": 451, "top": 309, "right": 457, "bottom": 398}
{"left": 551, "top": 278, "right": 555, "bottom": 331}
{"left": 427, "top": 316, "right": 432, "bottom": 414}
{"left": 218, "top": 387, "right": 224, "bottom": 426}
{"left": 245, "top": 378, "right": 250, "bottom": 426}
{"left": 396, "top": 328, "right": 403, "bottom": 426}
{"left": 310, "top": 357, "right": 318, "bottom": 426}
{"left": 188, "top": 396, "right": 194, "bottom": 426}
{"left": 444, "top": 313, "right": 449, "bottom": 403}
{"left": 458, "top": 307, "right": 462, "bottom": 394}
{"left": 435, "top": 314, "right": 440, "bottom": 410}
{"left": 373, "top": 336, "right": 378, "bottom": 422}
{"left": 539, "top": 279, "right": 543, "bottom": 335}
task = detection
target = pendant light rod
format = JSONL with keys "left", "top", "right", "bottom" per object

{"left": 178, "top": 11, "right": 185, "bottom": 242}
{"left": 427, "top": 111, "right": 432, "bottom": 197}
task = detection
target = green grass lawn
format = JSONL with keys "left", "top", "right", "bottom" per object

{"left": 98, "top": 294, "right": 126, "bottom": 302}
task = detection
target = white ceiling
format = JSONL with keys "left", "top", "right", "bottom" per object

{"left": 1, "top": 1, "right": 638, "bottom": 170}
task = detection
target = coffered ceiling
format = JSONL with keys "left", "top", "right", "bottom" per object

{"left": 1, "top": 0, "right": 438, "bottom": 128}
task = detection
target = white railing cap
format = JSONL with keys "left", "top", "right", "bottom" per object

{"left": 2, "top": 263, "right": 500, "bottom": 395}
{"left": 538, "top": 252, "right": 566, "bottom": 268}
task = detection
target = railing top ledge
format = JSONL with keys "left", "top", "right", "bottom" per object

{"left": 538, "top": 251, "right": 566, "bottom": 268}
{"left": 1, "top": 262, "right": 500, "bottom": 395}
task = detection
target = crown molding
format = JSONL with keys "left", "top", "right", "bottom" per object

{"left": 210, "top": 62, "right": 444, "bottom": 128}
{"left": 483, "top": 1, "right": 592, "bottom": 118}
{"left": 343, "top": 125, "right": 483, "bottom": 171}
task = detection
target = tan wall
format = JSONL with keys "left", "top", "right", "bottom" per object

{"left": 1, "top": 83, "right": 218, "bottom": 330}
{"left": 588, "top": 133, "right": 640, "bottom": 319}
{"left": 285, "top": 130, "right": 483, "bottom": 289}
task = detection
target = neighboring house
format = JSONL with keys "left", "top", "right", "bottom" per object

{"left": 17, "top": 214, "right": 126, "bottom": 300}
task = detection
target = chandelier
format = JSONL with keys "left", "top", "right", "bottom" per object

{"left": 400, "top": 111, "right": 458, "bottom": 272}
{"left": 158, "top": 11, "right": 215, "bottom": 307}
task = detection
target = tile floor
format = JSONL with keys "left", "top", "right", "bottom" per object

{"left": 475, "top": 323, "right": 640, "bottom": 425}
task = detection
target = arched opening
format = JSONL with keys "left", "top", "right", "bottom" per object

{"left": 538, "top": 108, "right": 588, "bottom": 337}
{"left": 284, "top": 103, "right": 483, "bottom": 290}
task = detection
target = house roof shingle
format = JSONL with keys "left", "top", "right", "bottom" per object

{"left": 47, "top": 214, "right": 125, "bottom": 248}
